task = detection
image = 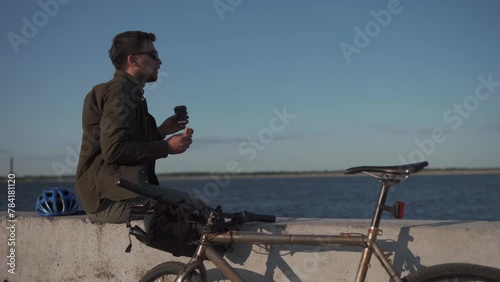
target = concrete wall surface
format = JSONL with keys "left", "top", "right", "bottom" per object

{"left": 1, "top": 213, "right": 500, "bottom": 282}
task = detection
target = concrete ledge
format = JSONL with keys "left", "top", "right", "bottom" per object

{"left": 1, "top": 213, "right": 499, "bottom": 282}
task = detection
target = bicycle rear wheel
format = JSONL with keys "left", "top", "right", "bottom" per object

{"left": 139, "top": 261, "right": 206, "bottom": 282}
{"left": 403, "top": 263, "right": 500, "bottom": 282}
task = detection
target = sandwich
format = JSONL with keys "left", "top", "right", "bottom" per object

{"left": 184, "top": 127, "right": 194, "bottom": 135}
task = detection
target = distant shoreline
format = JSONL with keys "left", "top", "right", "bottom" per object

{"left": 9, "top": 169, "right": 500, "bottom": 182}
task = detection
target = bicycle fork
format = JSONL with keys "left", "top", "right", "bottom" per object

{"left": 355, "top": 178, "right": 404, "bottom": 282}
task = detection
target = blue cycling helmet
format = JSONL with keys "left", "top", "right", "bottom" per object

{"left": 36, "top": 187, "right": 79, "bottom": 216}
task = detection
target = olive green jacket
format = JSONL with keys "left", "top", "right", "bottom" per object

{"left": 75, "top": 71, "right": 169, "bottom": 213}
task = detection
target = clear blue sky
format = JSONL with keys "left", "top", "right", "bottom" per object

{"left": 1, "top": 0, "right": 499, "bottom": 177}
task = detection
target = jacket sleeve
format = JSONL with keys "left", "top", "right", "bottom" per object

{"left": 100, "top": 84, "right": 169, "bottom": 165}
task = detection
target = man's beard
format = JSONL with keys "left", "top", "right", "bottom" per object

{"left": 146, "top": 68, "right": 158, "bottom": 82}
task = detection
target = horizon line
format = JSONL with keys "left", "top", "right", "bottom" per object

{"left": 6, "top": 166, "right": 500, "bottom": 179}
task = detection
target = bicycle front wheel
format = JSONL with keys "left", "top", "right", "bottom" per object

{"left": 139, "top": 261, "right": 207, "bottom": 282}
{"left": 403, "top": 263, "right": 500, "bottom": 282}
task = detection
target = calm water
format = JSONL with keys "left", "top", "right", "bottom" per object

{"left": 3, "top": 174, "right": 500, "bottom": 221}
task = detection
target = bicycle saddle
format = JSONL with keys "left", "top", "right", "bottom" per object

{"left": 344, "top": 161, "right": 428, "bottom": 175}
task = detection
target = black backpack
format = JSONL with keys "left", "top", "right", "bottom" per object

{"left": 126, "top": 201, "right": 225, "bottom": 257}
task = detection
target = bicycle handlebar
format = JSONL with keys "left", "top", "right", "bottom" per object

{"left": 222, "top": 210, "right": 276, "bottom": 225}
{"left": 116, "top": 178, "right": 191, "bottom": 206}
{"left": 116, "top": 178, "right": 160, "bottom": 199}
{"left": 245, "top": 212, "right": 276, "bottom": 223}
{"left": 117, "top": 178, "right": 277, "bottom": 223}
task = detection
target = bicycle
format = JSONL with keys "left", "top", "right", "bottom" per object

{"left": 117, "top": 161, "right": 500, "bottom": 282}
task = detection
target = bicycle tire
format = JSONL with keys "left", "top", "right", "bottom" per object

{"left": 139, "top": 261, "right": 207, "bottom": 282}
{"left": 403, "top": 263, "right": 500, "bottom": 282}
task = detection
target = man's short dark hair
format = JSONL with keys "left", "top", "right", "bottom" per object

{"left": 109, "top": 31, "right": 156, "bottom": 70}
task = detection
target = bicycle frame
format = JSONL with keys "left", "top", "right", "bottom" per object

{"left": 175, "top": 176, "right": 406, "bottom": 282}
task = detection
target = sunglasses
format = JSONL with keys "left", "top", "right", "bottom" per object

{"left": 133, "top": 50, "right": 160, "bottom": 61}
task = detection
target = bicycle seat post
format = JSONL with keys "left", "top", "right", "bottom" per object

{"left": 357, "top": 174, "right": 401, "bottom": 282}
{"left": 343, "top": 162, "right": 428, "bottom": 282}
{"left": 370, "top": 176, "right": 399, "bottom": 229}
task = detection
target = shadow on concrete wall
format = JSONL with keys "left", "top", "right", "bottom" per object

{"left": 380, "top": 220, "right": 474, "bottom": 281}
{"left": 202, "top": 220, "right": 473, "bottom": 282}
